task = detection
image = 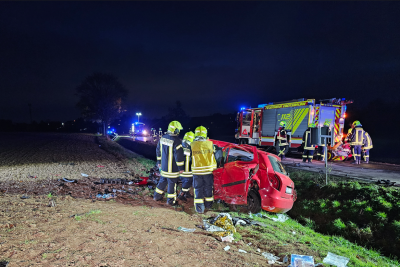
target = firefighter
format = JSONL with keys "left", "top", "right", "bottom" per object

{"left": 302, "top": 123, "right": 316, "bottom": 163}
{"left": 276, "top": 121, "right": 290, "bottom": 160}
{"left": 153, "top": 121, "right": 185, "bottom": 205}
{"left": 362, "top": 131, "right": 373, "bottom": 164}
{"left": 177, "top": 131, "right": 195, "bottom": 202}
{"left": 191, "top": 126, "right": 217, "bottom": 214}
{"left": 344, "top": 128, "right": 353, "bottom": 143}
{"left": 317, "top": 120, "right": 332, "bottom": 161}
{"left": 349, "top": 120, "right": 365, "bottom": 165}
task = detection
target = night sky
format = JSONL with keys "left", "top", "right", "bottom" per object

{"left": 1, "top": 2, "right": 400, "bottom": 123}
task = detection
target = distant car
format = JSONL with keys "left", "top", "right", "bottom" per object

{"left": 211, "top": 140, "right": 296, "bottom": 213}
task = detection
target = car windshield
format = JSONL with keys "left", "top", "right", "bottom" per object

{"left": 227, "top": 147, "right": 254, "bottom": 162}
{"left": 268, "top": 155, "right": 287, "bottom": 175}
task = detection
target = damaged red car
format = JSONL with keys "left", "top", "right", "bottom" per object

{"left": 211, "top": 140, "right": 296, "bottom": 214}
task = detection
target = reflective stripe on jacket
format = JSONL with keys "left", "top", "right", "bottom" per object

{"left": 277, "top": 127, "right": 288, "bottom": 146}
{"left": 350, "top": 127, "right": 365, "bottom": 146}
{"left": 191, "top": 140, "right": 217, "bottom": 175}
{"left": 302, "top": 128, "right": 315, "bottom": 150}
{"left": 156, "top": 134, "right": 185, "bottom": 178}
{"left": 363, "top": 132, "right": 373, "bottom": 149}
{"left": 181, "top": 142, "right": 192, "bottom": 177}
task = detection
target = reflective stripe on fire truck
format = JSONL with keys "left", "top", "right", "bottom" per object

{"left": 334, "top": 108, "right": 341, "bottom": 142}
{"left": 314, "top": 106, "right": 320, "bottom": 125}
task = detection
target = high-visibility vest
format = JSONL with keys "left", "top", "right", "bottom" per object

{"left": 156, "top": 134, "right": 184, "bottom": 178}
{"left": 191, "top": 140, "right": 217, "bottom": 175}
{"left": 302, "top": 128, "right": 315, "bottom": 150}
{"left": 350, "top": 127, "right": 365, "bottom": 146}
{"left": 363, "top": 132, "right": 373, "bottom": 149}
{"left": 277, "top": 127, "right": 288, "bottom": 146}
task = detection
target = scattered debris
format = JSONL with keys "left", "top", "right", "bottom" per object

{"left": 221, "top": 235, "right": 234, "bottom": 242}
{"left": 96, "top": 193, "right": 117, "bottom": 200}
{"left": 238, "top": 249, "right": 247, "bottom": 253}
{"left": 263, "top": 213, "right": 289, "bottom": 222}
{"left": 247, "top": 242, "right": 252, "bottom": 246}
{"left": 28, "top": 175, "right": 37, "bottom": 179}
{"left": 81, "top": 173, "right": 89, "bottom": 177}
{"left": 203, "top": 213, "right": 236, "bottom": 237}
{"left": 224, "top": 246, "right": 230, "bottom": 251}
{"left": 290, "top": 254, "right": 315, "bottom": 267}
{"left": 323, "top": 252, "right": 349, "bottom": 267}
{"left": 20, "top": 195, "right": 30, "bottom": 199}
{"left": 262, "top": 252, "right": 280, "bottom": 263}
{"left": 99, "top": 178, "right": 130, "bottom": 185}
{"left": 376, "top": 179, "right": 396, "bottom": 186}
{"left": 48, "top": 200, "right": 56, "bottom": 207}
{"left": 283, "top": 255, "right": 289, "bottom": 264}
{"left": 235, "top": 219, "right": 247, "bottom": 226}
{"left": 177, "top": 227, "right": 196, "bottom": 232}
{"left": 61, "top": 178, "right": 77, "bottom": 183}
{"left": 97, "top": 165, "right": 105, "bottom": 167}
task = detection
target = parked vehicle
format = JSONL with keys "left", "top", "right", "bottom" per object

{"left": 211, "top": 139, "right": 296, "bottom": 213}
{"left": 130, "top": 122, "right": 150, "bottom": 137}
{"left": 235, "top": 98, "right": 353, "bottom": 160}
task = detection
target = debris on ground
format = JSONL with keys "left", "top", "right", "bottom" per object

{"left": 322, "top": 252, "right": 349, "bottom": 267}
{"left": 61, "top": 178, "right": 77, "bottom": 183}
{"left": 262, "top": 252, "right": 280, "bottom": 262}
{"left": 290, "top": 254, "right": 315, "bottom": 267}
{"left": 203, "top": 213, "right": 236, "bottom": 238}
{"left": 376, "top": 179, "right": 396, "bottom": 186}
{"left": 261, "top": 213, "right": 289, "bottom": 222}
{"left": 177, "top": 227, "right": 196, "bottom": 232}
{"left": 81, "top": 173, "right": 89, "bottom": 177}
{"left": 20, "top": 195, "right": 30, "bottom": 199}
{"left": 238, "top": 249, "right": 247, "bottom": 253}
{"left": 96, "top": 193, "right": 117, "bottom": 200}
{"left": 224, "top": 246, "right": 230, "bottom": 251}
{"left": 221, "top": 235, "right": 234, "bottom": 242}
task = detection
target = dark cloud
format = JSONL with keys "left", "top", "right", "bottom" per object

{"left": 1, "top": 2, "right": 399, "bottom": 122}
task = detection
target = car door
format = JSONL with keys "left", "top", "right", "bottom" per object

{"left": 220, "top": 145, "right": 258, "bottom": 204}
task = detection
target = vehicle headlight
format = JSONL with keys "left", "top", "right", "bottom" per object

{"left": 143, "top": 130, "right": 147, "bottom": 134}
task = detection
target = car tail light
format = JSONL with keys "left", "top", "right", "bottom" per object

{"left": 269, "top": 174, "right": 281, "bottom": 190}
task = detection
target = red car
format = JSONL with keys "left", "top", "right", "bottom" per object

{"left": 211, "top": 140, "right": 296, "bottom": 213}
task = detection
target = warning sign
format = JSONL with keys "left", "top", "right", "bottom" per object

{"left": 242, "top": 129, "right": 248, "bottom": 135}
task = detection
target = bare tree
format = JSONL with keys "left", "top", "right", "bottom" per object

{"left": 75, "top": 73, "right": 128, "bottom": 135}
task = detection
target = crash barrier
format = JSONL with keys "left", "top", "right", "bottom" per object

{"left": 116, "top": 138, "right": 157, "bottom": 161}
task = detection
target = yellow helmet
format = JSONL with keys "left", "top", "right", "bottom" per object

{"left": 195, "top": 126, "right": 207, "bottom": 138}
{"left": 309, "top": 123, "right": 316, "bottom": 128}
{"left": 167, "top": 121, "right": 183, "bottom": 134}
{"left": 280, "top": 121, "right": 286, "bottom": 127}
{"left": 183, "top": 131, "right": 195, "bottom": 143}
{"left": 352, "top": 120, "right": 362, "bottom": 127}
{"left": 323, "top": 119, "right": 332, "bottom": 127}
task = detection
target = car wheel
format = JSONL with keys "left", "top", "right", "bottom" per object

{"left": 247, "top": 189, "right": 261, "bottom": 213}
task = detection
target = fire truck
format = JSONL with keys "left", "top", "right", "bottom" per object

{"left": 235, "top": 98, "right": 353, "bottom": 157}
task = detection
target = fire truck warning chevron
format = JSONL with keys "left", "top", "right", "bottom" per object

{"left": 235, "top": 98, "right": 353, "bottom": 161}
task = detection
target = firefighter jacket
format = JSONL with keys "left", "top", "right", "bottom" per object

{"left": 302, "top": 127, "right": 315, "bottom": 150}
{"left": 191, "top": 138, "right": 217, "bottom": 175}
{"left": 349, "top": 126, "right": 365, "bottom": 146}
{"left": 363, "top": 132, "right": 373, "bottom": 149}
{"left": 277, "top": 127, "right": 288, "bottom": 146}
{"left": 156, "top": 134, "right": 185, "bottom": 178}
{"left": 181, "top": 141, "right": 192, "bottom": 178}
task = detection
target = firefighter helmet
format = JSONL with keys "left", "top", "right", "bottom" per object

{"left": 280, "top": 121, "right": 286, "bottom": 127}
{"left": 194, "top": 126, "right": 207, "bottom": 138}
{"left": 323, "top": 119, "right": 332, "bottom": 127}
{"left": 309, "top": 123, "right": 316, "bottom": 128}
{"left": 183, "top": 131, "right": 195, "bottom": 143}
{"left": 167, "top": 121, "right": 183, "bottom": 134}
{"left": 352, "top": 120, "right": 362, "bottom": 127}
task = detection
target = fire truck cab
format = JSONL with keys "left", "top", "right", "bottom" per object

{"left": 235, "top": 98, "right": 353, "bottom": 155}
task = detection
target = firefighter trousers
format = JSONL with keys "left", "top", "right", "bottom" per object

{"left": 302, "top": 149, "right": 314, "bottom": 163}
{"left": 153, "top": 176, "right": 178, "bottom": 204}
{"left": 363, "top": 149, "right": 370, "bottom": 162}
{"left": 317, "top": 146, "right": 325, "bottom": 161}
{"left": 352, "top": 145, "right": 362, "bottom": 162}
{"left": 179, "top": 176, "right": 193, "bottom": 192}
{"left": 193, "top": 174, "right": 214, "bottom": 213}
{"left": 277, "top": 145, "right": 289, "bottom": 158}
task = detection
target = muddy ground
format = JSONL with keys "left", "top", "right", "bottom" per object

{"left": 0, "top": 133, "right": 300, "bottom": 266}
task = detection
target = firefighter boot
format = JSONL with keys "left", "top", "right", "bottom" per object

{"left": 351, "top": 160, "right": 359, "bottom": 165}
{"left": 166, "top": 198, "right": 179, "bottom": 206}
{"left": 177, "top": 191, "right": 188, "bottom": 202}
{"left": 153, "top": 191, "right": 164, "bottom": 201}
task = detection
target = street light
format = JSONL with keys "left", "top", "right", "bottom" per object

{"left": 136, "top": 112, "right": 142, "bottom": 123}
